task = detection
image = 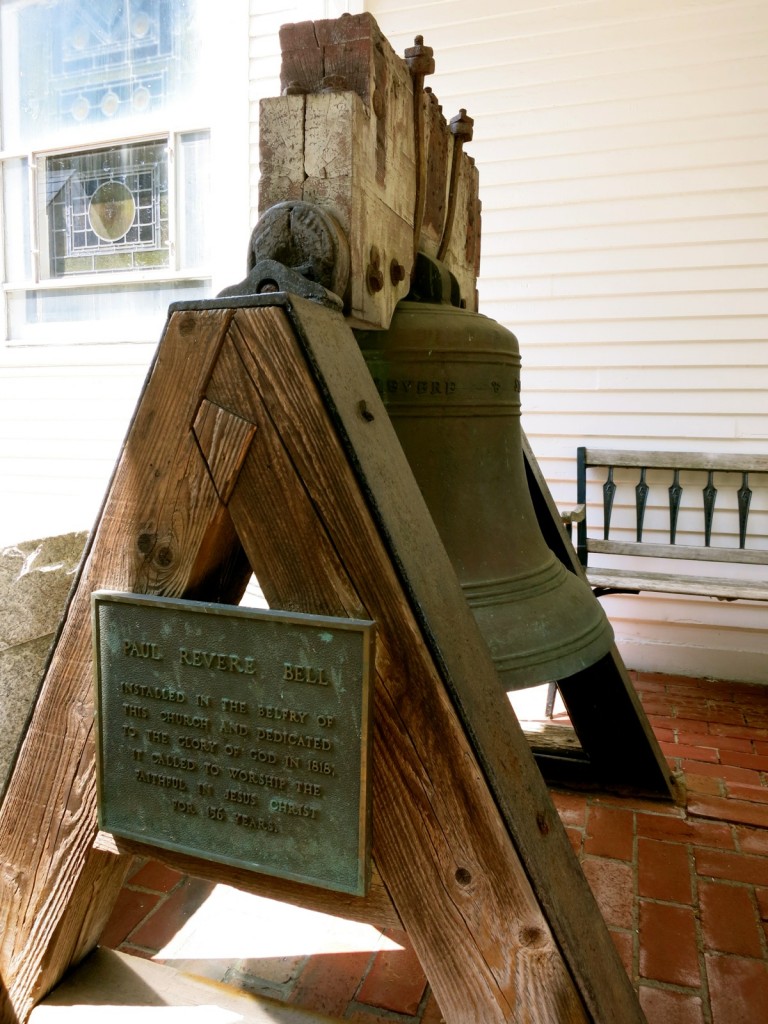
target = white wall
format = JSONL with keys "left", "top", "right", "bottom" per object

{"left": 0, "top": 2, "right": 318, "bottom": 549}
{"left": 1, "top": 0, "right": 766, "bottom": 682}
{"left": 365, "top": 0, "right": 768, "bottom": 682}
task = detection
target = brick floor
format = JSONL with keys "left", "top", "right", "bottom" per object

{"left": 100, "top": 671, "right": 768, "bottom": 1022}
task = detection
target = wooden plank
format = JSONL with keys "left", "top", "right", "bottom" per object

{"left": 587, "top": 568, "right": 768, "bottom": 602}
{"left": 257, "top": 13, "right": 481, "bottom": 329}
{"left": 522, "top": 435, "right": 676, "bottom": 799}
{"left": 212, "top": 305, "right": 591, "bottom": 1023}
{"left": 2, "top": 294, "right": 651, "bottom": 1023}
{"left": 587, "top": 538, "right": 768, "bottom": 565}
{"left": 93, "top": 832, "right": 400, "bottom": 930}
{"left": 0, "top": 310, "right": 253, "bottom": 1024}
{"left": 583, "top": 449, "right": 768, "bottom": 473}
{"left": 29, "top": 947, "right": 333, "bottom": 1023}
{"left": 211, "top": 296, "right": 648, "bottom": 1023}
{"left": 193, "top": 400, "right": 256, "bottom": 505}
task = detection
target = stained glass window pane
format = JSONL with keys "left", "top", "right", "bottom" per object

{"left": 1, "top": 0, "right": 199, "bottom": 147}
{"left": 42, "top": 139, "right": 169, "bottom": 277}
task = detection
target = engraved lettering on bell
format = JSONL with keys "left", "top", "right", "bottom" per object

{"left": 355, "top": 251, "right": 614, "bottom": 690}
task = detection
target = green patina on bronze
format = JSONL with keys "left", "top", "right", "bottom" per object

{"left": 93, "top": 591, "right": 374, "bottom": 895}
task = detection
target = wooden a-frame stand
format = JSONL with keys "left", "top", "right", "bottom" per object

{"left": 0, "top": 295, "right": 670, "bottom": 1023}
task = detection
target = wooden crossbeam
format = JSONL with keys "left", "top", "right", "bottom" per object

{"left": 0, "top": 296, "right": 650, "bottom": 1023}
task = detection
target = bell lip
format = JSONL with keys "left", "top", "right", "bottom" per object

{"left": 467, "top": 560, "right": 615, "bottom": 692}
{"left": 493, "top": 621, "right": 615, "bottom": 692}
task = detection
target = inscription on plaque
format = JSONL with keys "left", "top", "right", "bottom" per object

{"left": 93, "top": 592, "right": 374, "bottom": 895}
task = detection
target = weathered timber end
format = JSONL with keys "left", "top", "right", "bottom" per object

{"left": 259, "top": 12, "right": 481, "bottom": 330}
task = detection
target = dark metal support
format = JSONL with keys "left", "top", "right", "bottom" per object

{"left": 576, "top": 446, "right": 588, "bottom": 566}
{"left": 738, "top": 472, "right": 752, "bottom": 549}
{"left": 703, "top": 470, "right": 717, "bottom": 547}
{"left": 603, "top": 466, "right": 616, "bottom": 539}
{"left": 669, "top": 468, "right": 682, "bottom": 544}
{"left": 523, "top": 440, "right": 675, "bottom": 800}
{"left": 635, "top": 467, "right": 649, "bottom": 541}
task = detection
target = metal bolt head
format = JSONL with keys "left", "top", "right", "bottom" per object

{"left": 390, "top": 259, "right": 406, "bottom": 285}
{"left": 367, "top": 265, "right": 384, "bottom": 293}
{"left": 449, "top": 108, "right": 474, "bottom": 142}
{"left": 404, "top": 35, "right": 435, "bottom": 76}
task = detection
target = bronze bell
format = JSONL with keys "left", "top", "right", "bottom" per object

{"left": 355, "top": 255, "right": 614, "bottom": 691}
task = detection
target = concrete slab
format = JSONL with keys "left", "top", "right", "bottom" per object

{"left": 29, "top": 947, "right": 341, "bottom": 1023}
{"left": 0, "top": 532, "right": 86, "bottom": 787}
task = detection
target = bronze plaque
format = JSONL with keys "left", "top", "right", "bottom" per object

{"left": 93, "top": 591, "right": 374, "bottom": 895}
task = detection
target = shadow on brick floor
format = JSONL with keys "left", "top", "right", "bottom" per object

{"left": 101, "top": 672, "right": 768, "bottom": 1024}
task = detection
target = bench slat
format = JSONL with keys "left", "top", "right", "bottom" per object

{"left": 582, "top": 449, "right": 768, "bottom": 474}
{"left": 587, "top": 538, "right": 768, "bottom": 566}
{"left": 586, "top": 567, "right": 768, "bottom": 602}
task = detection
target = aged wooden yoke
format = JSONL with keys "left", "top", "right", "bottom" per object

{"left": 1, "top": 14, "right": 672, "bottom": 1023}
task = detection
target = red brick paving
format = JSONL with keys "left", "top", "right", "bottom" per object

{"left": 100, "top": 671, "right": 768, "bottom": 1022}
{"left": 287, "top": 950, "right": 373, "bottom": 1018}
{"left": 639, "top": 901, "right": 701, "bottom": 987}
{"left": 699, "top": 880, "right": 763, "bottom": 957}
{"left": 119, "top": 876, "right": 215, "bottom": 956}
{"left": 355, "top": 928, "right": 428, "bottom": 1015}
{"left": 639, "top": 986, "right": 706, "bottom": 1024}
{"left": 637, "top": 837, "right": 693, "bottom": 903}
{"left": 705, "top": 955, "right": 768, "bottom": 1024}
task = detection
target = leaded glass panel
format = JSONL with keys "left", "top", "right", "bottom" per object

{"left": 43, "top": 139, "right": 169, "bottom": 277}
{"left": 1, "top": 0, "right": 198, "bottom": 146}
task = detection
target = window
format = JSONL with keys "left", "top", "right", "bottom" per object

{"left": 1, "top": 0, "right": 212, "bottom": 342}
{"left": 44, "top": 139, "right": 170, "bottom": 278}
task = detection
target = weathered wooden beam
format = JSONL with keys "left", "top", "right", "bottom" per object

{"left": 522, "top": 438, "right": 678, "bottom": 800}
{"left": 259, "top": 13, "right": 480, "bottom": 329}
{"left": 201, "top": 302, "right": 593, "bottom": 1022}
{"left": 0, "top": 310, "right": 252, "bottom": 1024}
{"left": 231, "top": 296, "right": 648, "bottom": 1022}
{"left": 93, "top": 832, "right": 400, "bottom": 930}
{"left": 0, "top": 295, "right": 649, "bottom": 1023}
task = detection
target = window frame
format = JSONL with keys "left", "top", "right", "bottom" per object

{"left": 0, "top": 0, "right": 222, "bottom": 345}
{"left": 1, "top": 123, "right": 212, "bottom": 344}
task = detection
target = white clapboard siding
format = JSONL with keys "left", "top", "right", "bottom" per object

{"left": 367, "top": 0, "right": 768, "bottom": 683}
{"left": 0, "top": 345, "right": 153, "bottom": 544}
{"left": 0, "top": 1, "right": 333, "bottom": 548}
{"left": 1, "top": 0, "right": 765, "bottom": 681}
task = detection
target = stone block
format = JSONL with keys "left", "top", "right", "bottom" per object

{"left": 1, "top": 532, "right": 87, "bottom": 789}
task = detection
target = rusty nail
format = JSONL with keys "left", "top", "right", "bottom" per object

{"left": 367, "top": 265, "right": 384, "bottom": 293}
{"left": 390, "top": 259, "right": 406, "bottom": 285}
{"left": 367, "top": 246, "right": 384, "bottom": 294}
{"left": 372, "top": 88, "right": 385, "bottom": 119}
{"left": 358, "top": 400, "right": 375, "bottom": 422}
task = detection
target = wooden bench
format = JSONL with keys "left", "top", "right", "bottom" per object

{"left": 574, "top": 448, "right": 768, "bottom": 603}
